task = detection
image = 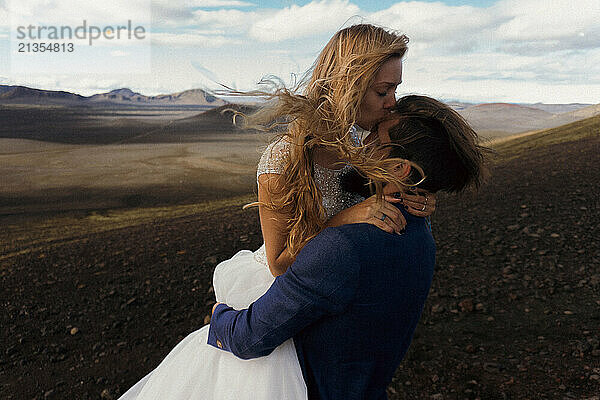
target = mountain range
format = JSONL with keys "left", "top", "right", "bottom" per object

{"left": 0, "top": 86, "right": 227, "bottom": 108}
{"left": 455, "top": 102, "right": 600, "bottom": 135}
{"left": 0, "top": 85, "right": 597, "bottom": 137}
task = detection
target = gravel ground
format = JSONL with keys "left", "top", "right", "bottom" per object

{"left": 1, "top": 136, "right": 599, "bottom": 400}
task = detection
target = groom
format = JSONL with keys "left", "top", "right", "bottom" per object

{"left": 208, "top": 96, "right": 487, "bottom": 399}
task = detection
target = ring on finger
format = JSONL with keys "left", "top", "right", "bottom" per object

{"left": 380, "top": 213, "right": 387, "bottom": 221}
{"left": 421, "top": 204, "right": 426, "bottom": 211}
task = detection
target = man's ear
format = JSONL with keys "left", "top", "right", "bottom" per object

{"left": 392, "top": 162, "right": 412, "bottom": 180}
{"left": 383, "top": 162, "right": 413, "bottom": 195}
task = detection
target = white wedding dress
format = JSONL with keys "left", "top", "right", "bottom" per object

{"left": 118, "top": 133, "right": 365, "bottom": 400}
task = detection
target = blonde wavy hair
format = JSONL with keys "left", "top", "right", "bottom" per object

{"left": 240, "top": 24, "right": 410, "bottom": 256}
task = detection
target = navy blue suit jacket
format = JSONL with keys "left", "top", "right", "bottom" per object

{"left": 208, "top": 208, "right": 435, "bottom": 400}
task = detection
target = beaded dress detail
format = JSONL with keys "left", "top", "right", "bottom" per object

{"left": 254, "top": 129, "right": 365, "bottom": 266}
{"left": 256, "top": 137, "right": 363, "bottom": 218}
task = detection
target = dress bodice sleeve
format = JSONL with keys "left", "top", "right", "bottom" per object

{"left": 256, "top": 138, "right": 292, "bottom": 182}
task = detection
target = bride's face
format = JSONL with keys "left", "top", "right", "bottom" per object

{"left": 356, "top": 57, "right": 403, "bottom": 131}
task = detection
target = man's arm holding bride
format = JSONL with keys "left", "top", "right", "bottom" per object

{"left": 207, "top": 228, "right": 360, "bottom": 359}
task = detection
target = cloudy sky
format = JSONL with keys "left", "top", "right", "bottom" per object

{"left": 0, "top": 0, "right": 599, "bottom": 103}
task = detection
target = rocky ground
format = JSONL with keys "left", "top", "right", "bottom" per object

{"left": 1, "top": 135, "right": 599, "bottom": 399}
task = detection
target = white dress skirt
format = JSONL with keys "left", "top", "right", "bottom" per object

{"left": 118, "top": 245, "right": 308, "bottom": 400}
{"left": 118, "top": 135, "right": 366, "bottom": 400}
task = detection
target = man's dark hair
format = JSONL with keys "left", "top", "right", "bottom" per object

{"left": 344, "top": 95, "right": 489, "bottom": 195}
{"left": 387, "top": 95, "right": 489, "bottom": 193}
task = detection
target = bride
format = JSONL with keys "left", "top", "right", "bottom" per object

{"left": 118, "top": 24, "right": 435, "bottom": 400}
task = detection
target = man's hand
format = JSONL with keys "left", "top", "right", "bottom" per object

{"left": 212, "top": 302, "right": 222, "bottom": 316}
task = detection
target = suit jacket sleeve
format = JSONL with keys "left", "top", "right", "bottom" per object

{"left": 207, "top": 228, "right": 360, "bottom": 359}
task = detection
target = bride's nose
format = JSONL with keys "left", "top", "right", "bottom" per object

{"left": 383, "top": 94, "right": 396, "bottom": 110}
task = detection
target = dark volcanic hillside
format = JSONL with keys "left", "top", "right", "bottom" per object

{"left": 0, "top": 106, "right": 157, "bottom": 144}
{"left": 134, "top": 104, "right": 261, "bottom": 142}
{"left": 1, "top": 120, "right": 599, "bottom": 399}
{"left": 0, "top": 103, "right": 258, "bottom": 144}
{"left": 181, "top": 104, "right": 259, "bottom": 128}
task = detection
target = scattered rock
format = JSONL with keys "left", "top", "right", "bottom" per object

{"left": 431, "top": 303, "right": 444, "bottom": 313}
{"left": 458, "top": 298, "right": 474, "bottom": 312}
{"left": 204, "top": 256, "right": 218, "bottom": 265}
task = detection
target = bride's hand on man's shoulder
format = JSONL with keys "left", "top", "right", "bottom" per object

{"left": 330, "top": 195, "right": 406, "bottom": 234}
{"left": 386, "top": 190, "right": 436, "bottom": 218}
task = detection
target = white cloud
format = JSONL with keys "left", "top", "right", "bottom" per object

{"left": 151, "top": 0, "right": 253, "bottom": 8}
{"left": 371, "top": 2, "right": 501, "bottom": 48}
{"left": 151, "top": 6, "right": 197, "bottom": 27}
{"left": 249, "top": 0, "right": 360, "bottom": 42}
{"left": 192, "top": 0, "right": 254, "bottom": 7}
{"left": 492, "top": 0, "right": 600, "bottom": 53}
{"left": 401, "top": 43, "right": 600, "bottom": 103}
{"left": 151, "top": 31, "right": 240, "bottom": 47}
{"left": 0, "top": 3, "right": 8, "bottom": 28}
{"left": 494, "top": 0, "right": 599, "bottom": 40}
{"left": 151, "top": 0, "right": 256, "bottom": 27}
{"left": 110, "top": 50, "right": 129, "bottom": 57}
{"left": 370, "top": 0, "right": 600, "bottom": 55}
{"left": 7, "top": 0, "right": 152, "bottom": 26}
{"left": 362, "top": 0, "right": 600, "bottom": 102}
{"left": 191, "top": 8, "right": 259, "bottom": 31}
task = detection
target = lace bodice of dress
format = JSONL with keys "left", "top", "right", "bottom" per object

{"left": 256, "top": 128, "right": 365, "bottom": 220}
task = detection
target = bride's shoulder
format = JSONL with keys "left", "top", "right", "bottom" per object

{"left": 257, "top": 136, "right": 293, "bottom": 179}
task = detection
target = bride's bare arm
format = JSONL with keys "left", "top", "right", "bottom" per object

{"left": 258, "top": 173, "right": 296, "bottom": 277}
